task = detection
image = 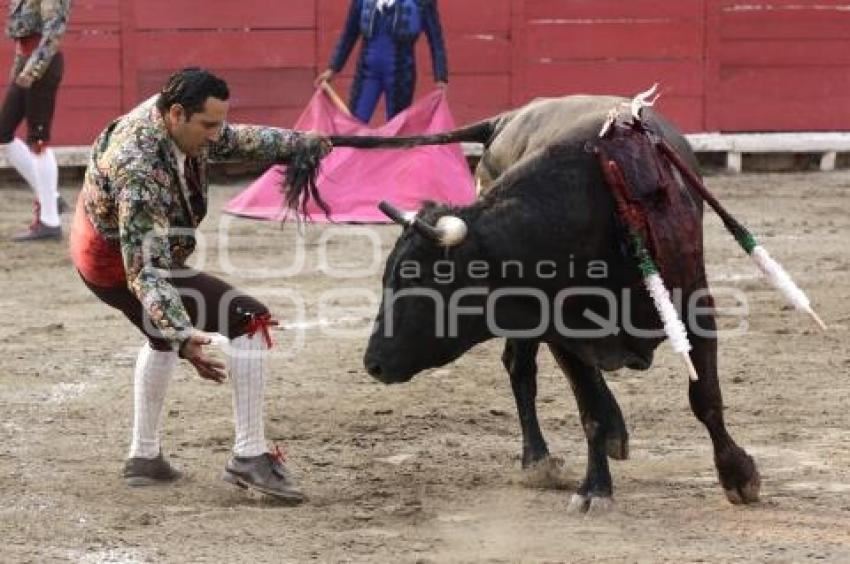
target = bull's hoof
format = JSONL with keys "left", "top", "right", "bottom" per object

{"left": 717, "top": 447, "right": 761, "bottom": 505}
{"left": 724, "top": 469, "right": 761, "bottom": 505}
{"left": 566, "top": 493, "right": 614, "bottom": 516}
{"left": 520, "top": 456, "right": 573, "bottom": 490}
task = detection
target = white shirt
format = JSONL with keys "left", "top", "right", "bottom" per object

{"left": 376, "top": 0, "right": 396, "bottom": 13}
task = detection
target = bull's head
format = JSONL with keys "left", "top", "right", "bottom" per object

{"left": 363, "top": 201, "right": 488, "bottom": 383}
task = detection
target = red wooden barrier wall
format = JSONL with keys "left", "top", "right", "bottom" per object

{"left": 705, "top": 0, "right": 850, "bottom": 131}
{"left": 514, "top": 0, "right": 707, "bottom": 132}
{"left": 0, "top": 1, "right": 846, "bottom": 145}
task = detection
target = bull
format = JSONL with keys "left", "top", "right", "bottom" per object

{"left": 333, "top": 94, "right": 761, "bottom": 513}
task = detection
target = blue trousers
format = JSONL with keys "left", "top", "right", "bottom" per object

{"left": 350, "top": 37, "right": 416, "bottom": 123}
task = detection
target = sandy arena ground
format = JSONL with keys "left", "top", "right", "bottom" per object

{"left": 1, "top": 170, "right": 849, "bottom": 563}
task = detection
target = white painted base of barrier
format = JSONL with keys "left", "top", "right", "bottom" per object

{"left": 685, "top": 132, "right": 850, "bottom": 173}
{"left": 0, "top": 134, "right": 847, "bottom": 175}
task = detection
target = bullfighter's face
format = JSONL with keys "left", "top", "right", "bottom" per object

{"left": 167, "top": 96, "right": 228, "bottom": 157}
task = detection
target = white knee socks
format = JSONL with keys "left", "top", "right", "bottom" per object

{"left": 33, "top": 147, "right": 59, "bottom": 227}
{"left": 229, "top": 334, "right": 268, "bottom": 458}
{"left": 129, "top": 335, "right": 269, "bottom": 460}
{"left": 4, "top": 138, "right": 38, "bottom": 187}
{"left": 129, "top": 343, "right": 178, "bottom": 459}
{"left": 3, "top": 139, "right": 59, "bottom": 227}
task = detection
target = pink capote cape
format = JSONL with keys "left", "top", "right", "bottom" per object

{"left": 223, "top": 89, "right": 475, "bottom": 222}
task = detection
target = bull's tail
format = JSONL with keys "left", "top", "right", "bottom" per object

{"left": 328, "top": 119, "right": 496, "bottom": 150}
{"left": 658, "top": 139, "right": 827, "bottom": 331}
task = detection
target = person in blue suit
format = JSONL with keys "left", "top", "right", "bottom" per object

{"left": 315, "top": 0, "right": 448, "bottom": 123}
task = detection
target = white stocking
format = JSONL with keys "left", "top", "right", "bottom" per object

{"left": 33, "top": 147, "right": 59, "bottom": 227}
{"left": 129, "top": 343, "right": 178, "bottom": 459}
{"left": 3, "top": 138, "right": 38, "bottom": 189}
{"left": 229, "top": 334, "right": 268, "bottom": 457}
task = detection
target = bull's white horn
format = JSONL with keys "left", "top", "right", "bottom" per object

{"left": 630, "top": 83, "right": 660, "bottom": 120}
{"left": 435, "top": 215, "right": 468, "bottom": 246}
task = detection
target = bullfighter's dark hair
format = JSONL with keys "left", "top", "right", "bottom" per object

{"left": 156, "top": 67, "right": 230, "bottom": 119}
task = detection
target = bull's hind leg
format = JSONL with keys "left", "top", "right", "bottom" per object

{"left": 548, "top": 344, "right": 620, "bottom": 514}
{"left": 688, "top": 295, "right": 760, "bottom": 504}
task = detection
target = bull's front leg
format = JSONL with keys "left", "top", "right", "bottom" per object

{"left": 688, "top": 294, "right": 760, "bottom": 504}
{"left": 548, "top": 344, "right": 617, "bottom": 514}
{"left": 503, "top": 339, "right": 573, "bottom": 490}
{"left": 502, "top": 339, "right": 548, "bottom": 466}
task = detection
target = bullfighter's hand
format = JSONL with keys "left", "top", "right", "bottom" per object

{"left": 314, "top": 69, "right": 336, "bottom": 87}
{"left": 436, "top": 81, "right": 448, "bottom": 91}
{"left": 180, "top": 331, "right": 228, "bottom": 384}
{"left": 15, "top": 73, "right": 34, "bottom": 89}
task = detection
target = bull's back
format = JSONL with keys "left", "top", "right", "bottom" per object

{"left": 476, "top": 95, "right": 695, "bottom": 195}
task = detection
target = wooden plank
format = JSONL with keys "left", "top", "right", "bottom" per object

{"left": 63, "top": 47, "right": 122, "bottom": 87}
{"left": 52, "top": 108, "right": 120, "bottom": 144}
{"left": 718, "top": 67, "right": 850, "bottom": 101}
{"left": 719, "top": 6, "right": 850, "bottom": 40}
{"left": 70, "top": 0, "right": 121, "bottom": 27}
{"left": 0, "top": 0, "right": 120, "bottom": 27}
{"left": 438, "top": 75, "right": 511, "bottom": 108}
{"left": 120, "top": 0, "right": 139, "bottom": 111}
{"left": 0, "top": 30, "right": 119, "bottom": 52}
{"left": 316, "top": 0, "right": 507, "bottom": 33}
{"left": 62, "top": 31, "right": 120, "bottom": 49}
{"left": 317, "top": 32, "right": 510, "bottom": 75}
{"left": 134, "top": 30, "right": 316, "bottom": 71}
{"left": 703, "top": 0, "right": 722, "bottom": 131}
{"left": 133, "top": 0, "right": 316, "bottom": 30}
{"left": 526, "top": 22, "right": 703, "bottom": 60}
{"left": 511, "top": 0, "right": 528, "bottom": 104}
{"left": 452, "top": 104, "right": 506, "bottom": 126}
{"left": 442, "top": 35, "right": 511, "bottom": 74}
{"left": 319, "top": 0, "right": 510, "bottom": 32}
{"left": 649, "top": 96, "right": 703, "bottom": 133}
{"left": 440, "top": 0, "right": 511, "bottom": 32}
{"left": 525, "top": 0, "right": 704, "bottom": 20}
{"left": 317, "top": 0, "right": 354, "bottom": 26}
{"left": 711, "top": 98, "right": 850, "bottom": 132}
{"left": 522, "top": 60, "right": 704, "bottom": 132}
{"left": 137, "top": 69, "right": 315, "bottom": 109}
{"left": 315, "top": 30, "right": 345, "bottom": 69}
{"left": 227, "top": 107, "right": 305, "bottom": 129}
{"left": 56, "top": 86, "right": 121, "bottom": 109}
{"left": 524, "top": 60, "right": 704, "bottom": 97}
{"left": 62, "top": 29, "right": 122, "bottom": 83}
{"left": 716, "top": 39, "right": 850, "bottom": 66}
